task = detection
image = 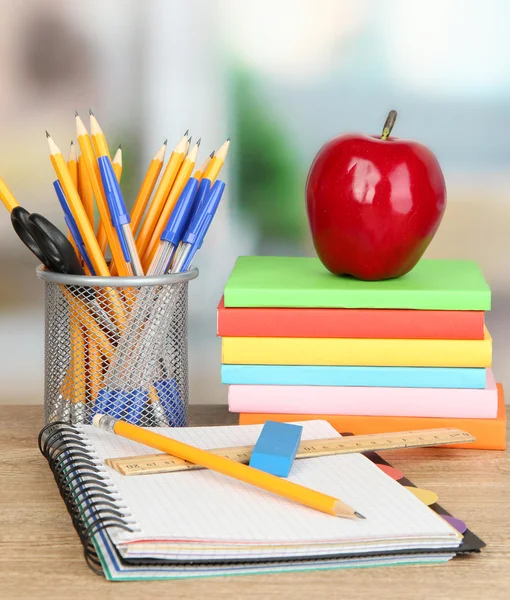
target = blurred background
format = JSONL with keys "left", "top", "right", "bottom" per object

{"left": 0, "top": 0, "right": 508, "bottom": 405}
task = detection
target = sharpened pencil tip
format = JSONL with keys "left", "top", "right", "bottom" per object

{"left": 184, "top": 129, "right": 189, "bottom": 136}
{"left": 89, "top": 108, "right": 94, "bottom": 116}
{"left": 70, "top": 140, "right": 74, "bottom": 146}
{"left": 118, "top": 144, "right": 122, "bottom": 150}
{"left": 209, "top": 151, "right": 215, "bottom": 158}
{"left": 355, "top": 512, "right": 366, "bottom": 520}
{"left": 45, "top": 130, "right": 50, "bottom": 138}
{"left": 74, "top": 110, "right": 79, "bottom": 117}
{"left": 226, "top": 137, "right": 231, "bottom": 142}
{"left": 188, "top": 136, "right": 192, "bottom": 144}
{"left": 163, "top": 139, "right": 168, "bottom": 145}
{"left": 196, "top": 138, "right": 201, "bottom": 147}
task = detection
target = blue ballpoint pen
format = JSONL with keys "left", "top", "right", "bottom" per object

{"left": 170, "top": 179, "right": 226, "bottom": 273}
{"left": 147, "top": 176, "right": 200, "bottom": 276}
{"left": 53, "top": 180, "right": 96, "bottom": 275}
{"left": 97, "top": 156, "right": 144, "bottom": 276}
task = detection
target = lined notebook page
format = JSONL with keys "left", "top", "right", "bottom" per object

{"left": 80, "top": 421, "right": 460, "bottom": 557}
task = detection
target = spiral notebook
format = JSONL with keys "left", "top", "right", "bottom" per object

{"left": 39, "top": 420, "right": 484, "bottom": 581}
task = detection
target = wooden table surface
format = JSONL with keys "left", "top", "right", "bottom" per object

{"left": 0, "top": 405, "right": 508, "bottom": 600}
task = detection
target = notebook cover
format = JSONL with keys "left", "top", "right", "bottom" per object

{"left": 221, "top": 364, "right": 488, "bottom": 389}
{"left": 222, "top": 328, "right": 492, "bottom": 368}
{"left": 238, "top": 384, "right": 507, "bottom": 450}
{"left": 223, "top": 257, "right": 491, "bottom": 310}
{"left": 217, "top": 297, "right": 486, "bottom": 340}
{"left": 228, "top": 370, "right": 498, "bottom": 418}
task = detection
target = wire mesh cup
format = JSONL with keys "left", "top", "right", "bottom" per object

{"left": 36, "top": 266, "right": 198, "bottom": 427}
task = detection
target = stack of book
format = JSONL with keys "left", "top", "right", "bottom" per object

{"left": 218, "top": 256, "right": 506, "bottom": 450}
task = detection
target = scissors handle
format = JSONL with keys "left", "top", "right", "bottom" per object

{"left": 29, "top": 213, "right": 84, "bottom": 275}
{"left": 10, "top": 206, "right": 84, "bottom": 275}
{"left": 10, "top": 206, "right": 52, "bottom": 267}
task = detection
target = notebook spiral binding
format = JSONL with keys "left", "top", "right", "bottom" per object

{"left": 38, "top": 421, "right": 139, "bottom": 576}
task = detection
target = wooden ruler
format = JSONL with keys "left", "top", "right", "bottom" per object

{"left": 105, "top": 428, "right": 475, "bottom": 476}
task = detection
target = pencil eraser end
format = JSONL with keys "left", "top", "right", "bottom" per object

{"left": 249, "top": 421, "right": 303, "bottom": 477}
{"left": 92, "top": 414, "right": 103, "bottom": 428}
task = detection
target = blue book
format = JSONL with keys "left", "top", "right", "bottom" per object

{"left": 221, "top": 364, "right": 487, "bottom": 389}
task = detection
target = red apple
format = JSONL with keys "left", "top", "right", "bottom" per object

{"left": 305, "top": 111, "right": 446, "bottom": 280}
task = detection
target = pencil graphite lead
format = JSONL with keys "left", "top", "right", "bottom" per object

{"left": 209, "top": 151, "right": 215, "bottom": 158}
{"left": 45, "top": 130, "right": 50, "bottom": 138}
{"left": 227, "top": 137, "right": 231, "bottom": 142}
{"left": 197, "top": 138, "right": 201, "bottom": 147}
{"left": 74, "top": 110, "right": 79, "bottom": 117}
{"left": 89, "top": 108, "right": 94, "bottom": 116}
{"left": 118, "top": 144, "right": 122, "bottom": 150}
{"left": 355, "top": 512, "right": 366, "bottom": 520}
{"left": 163, "top": 139, "right": 168, "bottom": 145}
{"left": 184, "top": 129, "right": 189, "bottom": 136}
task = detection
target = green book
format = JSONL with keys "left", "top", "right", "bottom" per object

{"left": 223, "top": 257, "right": 491, "bottom": 310}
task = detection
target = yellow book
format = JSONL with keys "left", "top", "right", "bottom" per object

{"left": 222, "top": 328, "right": 492, "bottom": 367}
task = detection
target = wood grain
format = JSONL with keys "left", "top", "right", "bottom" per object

{"left": 0, "top": 405, "right": 508, "bottom": 600}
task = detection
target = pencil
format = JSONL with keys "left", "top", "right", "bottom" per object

{"left": 202, "top": 138, "right": 230, "bottom": 182}
{"left": 135, "top": 132, "right": 188, "bottom": 260}
{"left": 0, "top": 176, "right": 20, "bottom": 212}
{"left": 143, "top": 140, "right": 200, "bottom": 268}
{"left": 87, "top": 336, "right": 103, "bottom": 403}
{"left": 78, "top": 154, "right": 94, "bottom": 227}
{"left": 131, "top": 140, "right": 167, "bottom": 234}
{"left": 193, "top": 151, "right": 214, "bottom": 181}
{"left": 46, "top": 132, "right": 126, "bottom": 327}
{"left": 110, "top": 141, "right": 166, "bottom": 276}
{"left": 67, "top": 141, "right": 78, "bottom": 189}
{"left": 94, "top": 414, "right": 364, "bottom": 520}
{"left": 89, "top": 109, "right": 111, "bottom": 159}
{"left": 75, "top": 113, "right": 132, "bottom": 277}
{"left": 66, "top": 142, "right": 80, "bottom": 256}
{"left": 70, "top": 308, "right": 86, "bottom": 406}
{"left": 112, "top": 145, "right": 122, "bottom": 181}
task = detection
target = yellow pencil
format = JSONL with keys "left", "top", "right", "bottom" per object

{"left": 143, "top": 140, "right": 200, "bottom": 268}
{"left": 110, "top": 140, "right": 166, "bottom": 276}
{"left": 203, "top": 138, "right": 230, "bottom": 182}
{"left": 131, "top": 140, "right": 167, "bottom": 234}
{"left": 112, "top": 145, "right": 122, "bottom": 181}
{"left": 193, "top": 151, "right": 214, "bottom": 181}
{"left": 135, "top": 132, "right": 188, "bottom": 260}
{"left": 78, "top": 154, "right": 94, "bottom": 227}
{"left": 67, "top": 141, "right": 78, "bottom": 189}
{"left": 66, "top": 141, "right": 80, "bottom": 256}
{"left": 89, "top": 109, "right": 111, "bottom": 159}
{"left": 93, "top": 414, "right": 364, "bottom": 520}
{"left": 46, "top": 132, "right": 126, "bottom": 327}
{"left": 75, "top": 113, "right": 132, "bottom": 277}
{"left": 0, "top": 175, "right": 20, "bottom": 212}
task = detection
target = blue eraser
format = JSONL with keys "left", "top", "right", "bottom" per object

{"left": 249, "top": 421, "right": 303, "bottom": 477}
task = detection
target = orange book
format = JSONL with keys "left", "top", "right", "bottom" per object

{"left": 217, "top": 297, "right": 486, "bottom": 340}
{"left": 239, "top": 384, "right": 506, "bottom": 450}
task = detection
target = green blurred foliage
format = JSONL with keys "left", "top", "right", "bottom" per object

{"left": 231, "top": 70, "right": 307, "bottom": 245}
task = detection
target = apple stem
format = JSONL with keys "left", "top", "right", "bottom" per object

{"left": 381, "top": 110, "right": 397, "bottom": 140}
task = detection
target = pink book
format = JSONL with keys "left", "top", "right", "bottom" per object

{"left": 228, "top": 369, "right": 498, "bottom": 418}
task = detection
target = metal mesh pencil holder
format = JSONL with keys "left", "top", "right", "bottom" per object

{"left": 36, "top": 266, "right": 198, "bottom": 427}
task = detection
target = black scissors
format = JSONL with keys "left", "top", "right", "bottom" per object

{"left": 10, "top": 206, "right": 84, "bottom": 275}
